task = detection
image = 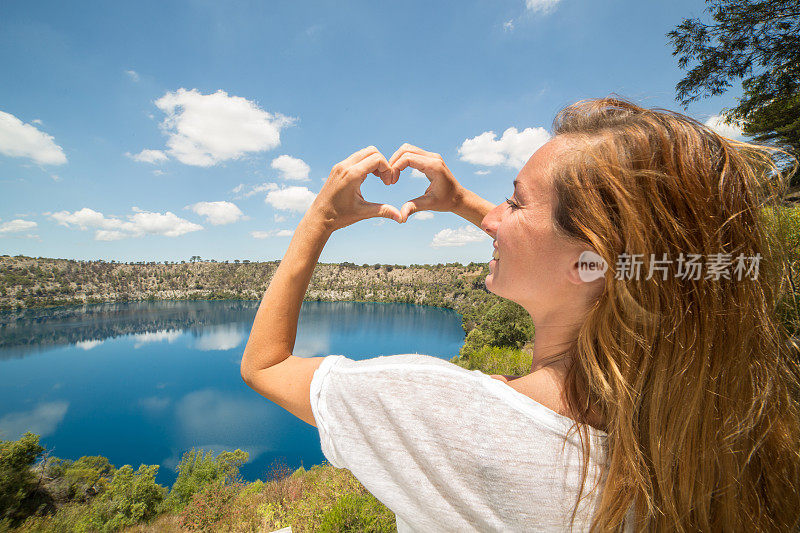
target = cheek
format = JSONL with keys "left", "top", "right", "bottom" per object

{"left": 503, "top": 218, "right": 564, "bottom": 283}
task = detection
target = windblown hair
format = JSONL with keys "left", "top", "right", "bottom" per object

{"left": 549, "top": 97, "right": 800, "bottom": 531}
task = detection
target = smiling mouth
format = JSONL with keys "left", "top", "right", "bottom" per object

{"left": 492, "top": 249, "right": 499, "bottom": 260}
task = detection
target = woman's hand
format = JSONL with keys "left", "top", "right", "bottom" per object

{"left": 307, "top": 146, "right": 402, "bottom": 233}
{"left": 388, "top": 143, "right": 467, "bottom": 223}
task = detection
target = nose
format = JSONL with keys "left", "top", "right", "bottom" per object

{"left": 480, "top": 202, "right": 503, "bottom": 239}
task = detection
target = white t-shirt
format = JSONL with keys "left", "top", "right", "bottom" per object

{"left": 310, "top": 353, "right": 633, "bottom": 532}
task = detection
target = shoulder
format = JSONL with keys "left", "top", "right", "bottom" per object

{"left": 320, "top": 353, "right": 481, "bottom": 377}
{"left": 312, "top": 353, "right": 495, "bottom": 415}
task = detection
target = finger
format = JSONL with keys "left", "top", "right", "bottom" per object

{"left": 346, "top": 152, "right": 392, "bottom": 184}
{"left": 340, "top": 146, "right": 381, "bottom": 170}
{"left": 359, "top": 201, "right": 402, "bottom": 223}
{"left": 388, "top": 143, "right": 443, "bottom": 167}
{"left": 399, "top": 194, "right": 436, "bottom": 223}
{"left": 374, "top": 168, "right": 394, "bottom": 186}
{"left": 490, "top": 375, "right": 509, "bottom": 383}
{"left": 388, "top": 144, "right": 443, "bottom": 185}
{"left": 392, "top": 152, "right": 440, "bottom": 180}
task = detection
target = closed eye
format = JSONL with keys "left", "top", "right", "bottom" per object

{"left": 505, "top": 197, "right": 520, "bottom": 210}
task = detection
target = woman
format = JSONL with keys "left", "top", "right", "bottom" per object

{"left": 240, "top": 98, "right": 800, "bottom": 531}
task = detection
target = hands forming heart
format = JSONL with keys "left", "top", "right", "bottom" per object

{"left": 308, "top": 144, "right": 466, "bottom": 233}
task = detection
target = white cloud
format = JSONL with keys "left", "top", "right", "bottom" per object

{"left": 49, "top": 207, "right": 202, "bottom": 240}
{"left": 271, "top": 154, "right": 310, "bottom": 181}
{"left": 0, "top": 219, "right": 37, "bottom": 234}
{"left": 525, "top": 0, "right": 562, "bottom": 14}
{"left": 0, "top": 110, "right": 67, "bottom": 166}
{"left": 430, "top": 225, "right": 491, "bottom": 248}
{"left": 704, "top": 114, "right": 745, "bottom": 140}
{"left": 504, "top": 20, "right": 515, "bottom": 31}
{"left": 125, "top": 69, "right": 140, "bottom": 82}
{"left": 76, "top": 339, "right": 103, "bottom": 350}
{"left": 412, "top": 211, "right": 434, "bottom": 221}
{"left": 141, "top": 88, "right": 294, "bottom": 167}
{"left": 128, "top": 210, "right": 203, "bottom": 237}
{"left": 475, "top": 170, "right": 491, "bottom": 175}
{"left": 194, "top": 324, "right": 246, "bottom": 351}
{"left": 233, "top": 182, "right": 279, "bottom": 198}
{"left": 251, "top": 229, "right": 293, "bottom": 239}
{"left": 133, "top": 329, "right": 182, "bottom": 348}
{"left": 410, "top": 168, "right": 426, "bottom": 179}
{"left": 265, "top": 185, "right": 316, "bottom": 213}
{"left": 189, "top": 201, "right": 244, "bottom": 225}
{"left": 95, "top": 230, "right": 127, "bottom": 241}
{"left": 459, "top": 126, "right": 551, "bottom": 169}
{"left": 0, "top": 401, "right": 69, "bottom": 440}
{"left": 274, "top": 213, "right": 286, "bottom": 222}
{"left": 139, "top": 396, "right": 170, "bottom": 413}
{"left": 127, "top": 149, "right": 168, "bottom": 164}
{"left": 174, "top": 389, "right": 274, "bottom": 449}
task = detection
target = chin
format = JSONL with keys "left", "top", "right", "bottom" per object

{"left": 484, "top": 273, "right": 499, "bottom": 296}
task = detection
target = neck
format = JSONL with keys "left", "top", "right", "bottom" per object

{"left": 523, "top": 304, "right": 587, "bottom": 374}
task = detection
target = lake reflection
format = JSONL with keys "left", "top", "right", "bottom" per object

{"left": 0, "top": 300, "right": 465, "bottom": 486}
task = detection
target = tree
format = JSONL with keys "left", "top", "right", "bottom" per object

{"left": 0, "top": 432, "right": 45, "bottom": 525}
{"left": 84, "top": 464, "right": 166, "bottom": 532}
{"left": 668, "top": 0, "right": 800, "bottom": 179}
{"left": 162, "top": 448, "right": 248, "bottom": 512}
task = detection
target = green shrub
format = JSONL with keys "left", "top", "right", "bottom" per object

{"left": 16, "top": 502, "right": 91, "bottom": 533}
{"left": 480, "top": 300, "right": 534, "bottom": 348}
{"left": 50, "top": 455, "right": 115, "bottom": 503}
{"left": 162, "top": 448, "right": 248, "bottom": 512}
{"left": 762, "top": 205, "right": 800, "bottom": 336}
{"left": 0, "top": 432, "right": 47, "bottom": 526}
{"left": 83, "top": 464, "right": 166, "bottom": 532}
{"left": 318, "top": 493, "right": 396, "bottom": 533}
{"left": 178, "top": 481, "right": 238, "bottom": 532}
{"left": 452, "top": 345, "right": 533, "bottom": 376}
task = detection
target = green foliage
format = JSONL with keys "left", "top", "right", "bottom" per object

{"left": 0, "top": 432, "right": 46, "bottom": 526}
{"left": 15, "top": 502, "right": 91, "bottom": 533}
{"left": 763, "top": 205, "right": 800, "bottom": 335}
{"left": 162, "top": 448, "right": 248, "bottom": 512}
{"left": 668, "top": 0, "right": 800, "bottom": 180}
{"left": 83, "top": 464, "right": 166, "bottom": 532}
{"left": 460, "top": 300, "right": 533, "bottom": 355}
{"left": 58, "top": 456, "right": 115, "bottom": 503}
{"left": 452, "top": 345, "right": 533, "bottom": 376}
{"left": 178, "top": 481, "right": 238, "bottom": 532}
{"left": 318, "top": 493, "right": 396, "bottom": 533}
{"left": 483, "top": 300, "right": 534, "bottom": 347}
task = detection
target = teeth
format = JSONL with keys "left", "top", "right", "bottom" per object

{"left": 492, "top": 249, "right": 500, "bottom": 260}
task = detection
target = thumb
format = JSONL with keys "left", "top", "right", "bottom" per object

{"left": 361, "top": 201, "right": 402, "bottom": 223}
{"left": 400, "top": 195, "right": 434, "bottom": 223}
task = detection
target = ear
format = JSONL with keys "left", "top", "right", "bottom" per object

{"left": 567, "top": 249, "right": 607, "bottom": 286}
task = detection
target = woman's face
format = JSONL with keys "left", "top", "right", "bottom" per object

{"left": 481, "top": 136, "right": 596, "bottom": 320}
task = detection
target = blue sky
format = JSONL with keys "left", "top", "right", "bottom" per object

{"left": 0, "top": 0, "right": 745, "bottom": 265}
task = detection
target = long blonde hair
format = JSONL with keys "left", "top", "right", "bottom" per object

{"left": 549, "top": 97, "right": 800, "bottom": 531}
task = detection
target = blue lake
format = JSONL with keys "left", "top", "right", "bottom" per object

{"left": 0, "top": 300, "right": 465, "bottom": 487}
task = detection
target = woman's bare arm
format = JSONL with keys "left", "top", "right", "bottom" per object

{"left": 452, "top": 188, "right": 496, "bottom": 230}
